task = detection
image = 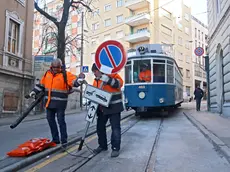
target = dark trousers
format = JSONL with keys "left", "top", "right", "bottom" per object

{"left": 97, "top": 112, "right": 121, "bottom": 151}
{"left": 46, "top": 108, "right": 67, "bottom": 144}
{"left": 196, "top": 98, "right": 202, "bottom": 111}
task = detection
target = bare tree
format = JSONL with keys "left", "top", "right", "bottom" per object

{"left": 34, "top": 0, "right": 92, "bottom": 64}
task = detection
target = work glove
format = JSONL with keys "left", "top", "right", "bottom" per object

{"left": 29, "top": 91, "right": 36, "bottom": 98}
{"left": 100, "top": 74, "right": 110, "bottom": 83}
{"left": 76, "top": 78, "right": 85, "bottom": 85}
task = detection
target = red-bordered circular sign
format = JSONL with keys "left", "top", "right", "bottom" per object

{"left": 95, "top": 40, "right": 127, "bottom": 74}
{"left": 194, "top": 47, "right": 204, "bottom": 56}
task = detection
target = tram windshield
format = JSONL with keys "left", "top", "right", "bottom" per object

{"left": 125, "top": 58, "right": 175, "bottom": 84}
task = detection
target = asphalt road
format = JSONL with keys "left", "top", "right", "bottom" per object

{"left": 20, "top": 107, "right": 230, "bottom": 172}
{"left": 0, "top": 112, "right": 91, "bottom": 158}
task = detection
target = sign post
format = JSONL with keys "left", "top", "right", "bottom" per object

{"left": 78, "top": 40, "right": 127, "bottom": 151}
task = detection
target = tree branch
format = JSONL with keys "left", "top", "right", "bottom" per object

{"left": 71, "top": 0, "right": 92, "bottom": 12}
{"left": 34, "top": 2, "right": 59, "bottom": 27}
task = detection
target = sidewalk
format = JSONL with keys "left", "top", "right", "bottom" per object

{"left": 182, "top": 102, "right": 230, "bottom": 162}
{"left": 0, "top": 109, "right": 86, "bottom": 127}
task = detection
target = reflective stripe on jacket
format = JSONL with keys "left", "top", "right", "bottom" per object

{"left": 33, "top": 70, "right": 77, "bottom": 109}
{"left": 93, "top": 73, "right": 124, "bottom": 115}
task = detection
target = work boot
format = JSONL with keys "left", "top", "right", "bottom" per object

{"left": 61, "top": 142, "right": 68, "bottom": 150}
{"left": 93, "top": 147, "right": 108, "bottom": 154}
{"left": 111, "top": 150, "right": 119, "bottom": 157}
{"left": 52, "top": 140, "right": 60, "bottom": 144}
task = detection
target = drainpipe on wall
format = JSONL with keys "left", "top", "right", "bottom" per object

{"left": 204, "top": 55, "right": 210, "bottom": 111}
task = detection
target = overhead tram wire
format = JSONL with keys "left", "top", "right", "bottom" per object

{"left": 89, "top": 0, "right": 177, "bottom": 38}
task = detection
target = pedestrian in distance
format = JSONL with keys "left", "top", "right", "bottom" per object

{"left": 29, "top": 58, "right": 86, "bottom": 148}
{"left": 194, "top": 85, "right": 204, "bottom": 111}
{"left": 91, "top": 63, "right": 124, "bottom": 158}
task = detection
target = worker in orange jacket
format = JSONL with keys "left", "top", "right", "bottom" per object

{"left": 29, "top": 58, "right": 85, "bottom": 148}
{"left": 139, "top": 63, "right": 151, "bottom": 82}
{"left": 91, "top": 63, "right": 123, "bottom": 158}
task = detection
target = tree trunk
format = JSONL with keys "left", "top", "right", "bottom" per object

{"left": 57, "top": 25, "right": 66, "bottom": 64}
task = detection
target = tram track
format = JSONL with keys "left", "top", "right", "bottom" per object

{"left": 61, "top": 116, "right": 165, "bottom": 172}
{"left": 60, "top": 115, "right": 140, "bottom": 172}
{"left": 145, "top": 117, "right": 164, "bottom": 172}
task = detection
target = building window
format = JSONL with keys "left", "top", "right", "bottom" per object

{"left": 91, "top": 53, "right": 95, "bottom": 60}
{"left": 179, "top": 67, "right": 183, "bottom": 76}
{"left": 178, "top": 23, "right": 183, "bottom": 31}
{"left": 92, "top": 9, "right": 99, "bottom": 17}
{"left": 186, "top": 56, "right": 190, "bottom": 63}
{"left": 92, "top": 22, "right": 99, "bottom": 31}
{"left": 198, "top": 30, "right": 200, "bottom": 39}
{"left": 116, "top": 15, "right": 123, "bottom": 24}
{"left": 161, "top": 24, "right": 172, "bottom": 36}
{"left": 116, "top": 30, "right": 124, "bottom": 39}
{"left": 117, "top": 0, "right": 123, "bottom": 7}
{"left": 201, "top": 32, "right": 203, "bottom": 41}
{"left": 8, "top": 19, "right": 19, "bottom": 54}
{"left": 17, "top": 0, "right": 26, "bottom": 6}
{"left": 104, "top": 18, "right": 111, "bottom": 27}
{"left": 185, "top": 40, "right": 190, "bottom": 49}
{"left": 4, "top": 10, "right": 24, "bottom": 69}
{"left": 185, "top": 27, "right": 190, "bottom": 35}
{"left": 104, "top": 4, "right": 111, "bottom": 11}
{"left": 160, "top": 8, "right": 171, "bottom": 19}
{"left": 195, "top": 28, "right": 197, "bottom": 38}
{"left": 184, "top": 13, "right": 189, "bottom": 21}
{"left": 186, "top": 69, "right": 190, "bottom": 78}
{"left": 178, "top": 37, "right": 183, "bottom": 45}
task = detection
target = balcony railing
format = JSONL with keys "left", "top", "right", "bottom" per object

{"left": 125, "top": 30, "right": 150, "bottom": 43}
{"left": 125, "top": 0, "right": 150, "bottom": 10}
{"left": 125, "top": 13, "right": 150, "bottom": 26}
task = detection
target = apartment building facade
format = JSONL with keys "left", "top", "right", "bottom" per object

{"left": 85, "top": 0, "right": 193, "bottom": 95}
{"left": 207, "top": 0, "right": 230, "bottom": 116}
{"left": 0, "top": 0, "right": 34, "bottom": 116}
{"left": 191, "top": 16, "right": 208, "bottom": 99}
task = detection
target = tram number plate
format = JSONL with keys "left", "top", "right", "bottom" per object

{"left": 138, "top": 86, "right": 146, "bottom": 89}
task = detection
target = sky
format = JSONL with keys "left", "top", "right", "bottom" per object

{"left": 191, "top": 0, "right": 208, "bottom": 25}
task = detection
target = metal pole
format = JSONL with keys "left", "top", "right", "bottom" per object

{"left": 205, "top": 55, "right": 210, "bottom": 111}
{"left": 80, "top": 11, "right": 84, "bottom": 110}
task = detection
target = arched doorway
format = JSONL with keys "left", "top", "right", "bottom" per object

{"left": 216, "top": 44, "right": 224, "bottom": 114}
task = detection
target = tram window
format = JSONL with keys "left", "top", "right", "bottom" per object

{"left": 167, "top": 65, "right": 174, "bottom": 83}
{"left": 153, "top": 60, "right": 165, "bottom": 63}
{"left": 133, "top": 60, "right": 151, "bottom": 83}
{"left": 167, "top": 61, "right": 174, "bottom": 65}
{"left": 153, "top": 63, "right": 165, "bottom": 83}
{"left": 125, "top": 61, "right": 131, "bottom": 84}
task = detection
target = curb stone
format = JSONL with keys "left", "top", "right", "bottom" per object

{"left": 183, "top": 112, "right": 230, "bottom": 163}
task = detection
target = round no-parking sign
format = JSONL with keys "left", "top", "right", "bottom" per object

{"left": 95, "top": 40, "right": 127, "bottom": 74}
{"left": 194, "top": 47, "right": 204, "bottom": 56}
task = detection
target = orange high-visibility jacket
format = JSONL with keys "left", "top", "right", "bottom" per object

{"left": 33, "top": 70, "right": 78, "bottom": 109}
{"left": 93, "top": 73, "right": 124, "bottom": 115}
{"left": 139, "top": 70, "right": 151, "bottom": 82}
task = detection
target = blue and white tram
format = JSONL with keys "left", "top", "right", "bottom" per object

{"left": 123, "top": 44, "right": 183, "bottom": 115}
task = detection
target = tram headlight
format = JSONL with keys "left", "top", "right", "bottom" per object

{"left": 139, "top": 92, "right": 146, "bottom": 99}
{"left": 159, "top": 98, "right": 164, "bottom": 103}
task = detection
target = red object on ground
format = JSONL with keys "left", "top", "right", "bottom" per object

{"left": 7, "top": 138, "right": 57, "bottom": 157}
